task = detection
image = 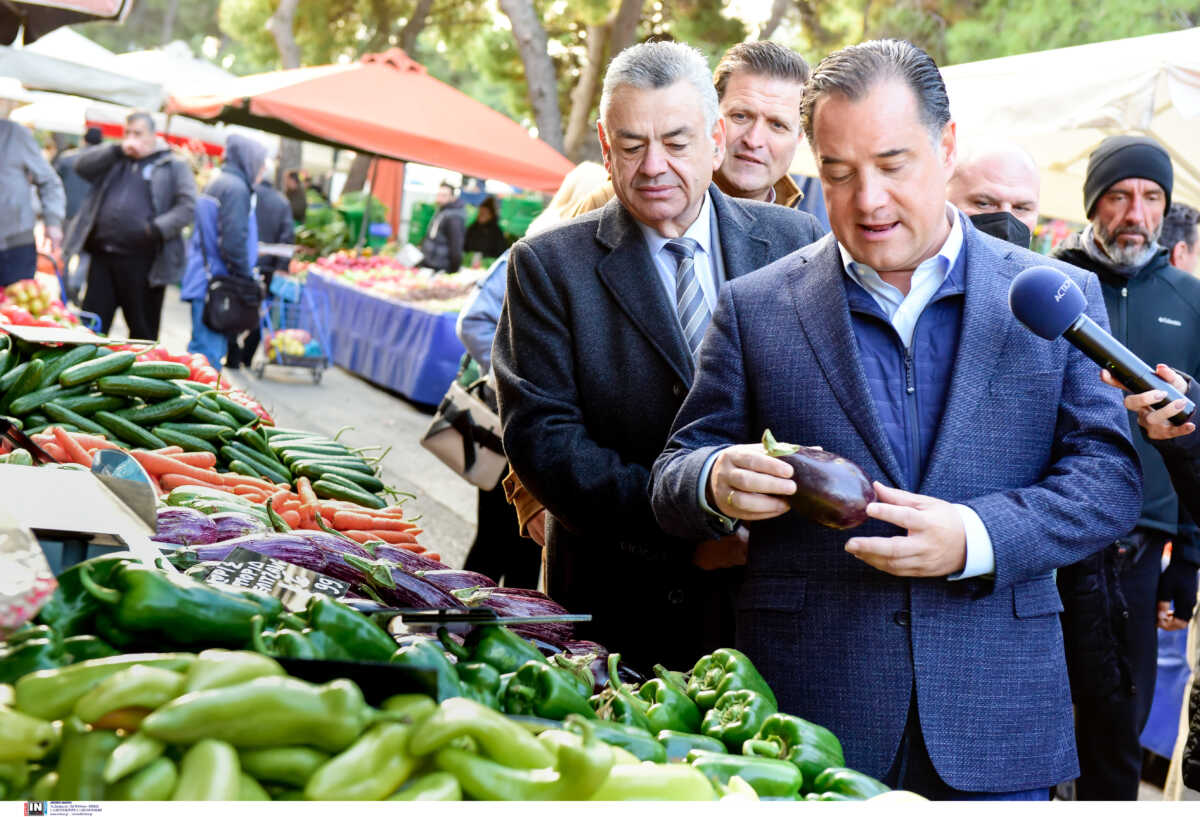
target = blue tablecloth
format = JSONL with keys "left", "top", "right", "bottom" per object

{"left": 306, "top": 270, "right": 464, "bottom": 405}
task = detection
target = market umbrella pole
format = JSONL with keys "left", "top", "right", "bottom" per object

{"left": 357, "top": 154, "right": 380, "bottom": 251}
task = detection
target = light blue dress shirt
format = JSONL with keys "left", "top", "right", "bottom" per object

{"left": 637, "top": 193, "right": 720, "bottom": 315}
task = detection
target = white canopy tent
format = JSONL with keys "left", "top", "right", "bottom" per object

{"left": 113, "top": 41, "right": 236, "bottom": 98}
{"left": 790, "top": 27, "right": 1200, "bottom": 222}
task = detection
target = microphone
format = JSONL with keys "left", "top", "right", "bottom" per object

{"left": 1009, "top": 265, "right": 1195, "bottom": 426}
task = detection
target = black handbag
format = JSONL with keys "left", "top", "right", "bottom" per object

{"left": 202, "top": 273, "right": 262, "bottom": 334}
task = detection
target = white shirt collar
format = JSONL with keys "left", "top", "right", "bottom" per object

{"left": 837, "top": 203, "right": 963, "bottom": 281}
{"left": 637, "top": 192, "right": 713, "bottom": 261}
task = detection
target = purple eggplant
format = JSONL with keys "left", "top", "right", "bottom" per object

{"left": 342, "top": 555, "right": 466, "bottom": 609}
{"left": 414, "top": 569, "right": 497, "bottom": 592}
{"left": 283, "top": 531, "right": 375, "bottom": 561}
{"left": 371, "top": 545, "right": 445, "bottom": 572}
{"left": 209, "top": 512, "right": 270, "bottom": 541}
{"left": 762, "top": 429, "right": 876, "bottom": 530}
{"left": 152, "top": 507, "right": 219, "bottom": 546}
{"left": 453, "top": 586, "right": 574, "bottom": 642}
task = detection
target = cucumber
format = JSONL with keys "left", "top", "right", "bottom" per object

{"left": 285, "top": 455, "right": 374, "bottom": 475}
{"left": 311, "top": 478, "right": 386, "bottom": 509}
{"left": 128, "top": 361, "right": 191, "bottom": 380}
{"left": 191, "top": 404, "right": 240, "bottom": 429}
{"left": 221, "top": 447, "right": 288, "bottom": 484}
{"left": 0, "top": 349, "right": 14, "bottom": 380}
{"left": 234, "top": 427, "right": 275, "bottom": 458}
{"left": 177, "top": 380, "right": 216, "bottom": 393}
{"left": 43, "top": 403, "right": 111, "bottom": 437}
{"left": 38, "top": 345, "right": 98, "bottom": 389}
{"left": 56, "top": 394, "right": 128, "bottom": 415}
{"left": 59, "top": 351, "right": 137, "bottom": 387}
{"left": 157, "top": 422, "right": 234, "bottom": 442}
{"left": 221, "top": 443, "right": 291, "bottom": 484}
{"left": 262, "top": 426, "right": 313, "bottom": 439}
{"left": 115, "top": 396, "right": 199, "bottom": 425}
{"left": 293, "top": 462, "right": 383, "bottom": 493}
{"left": 8, "top": 383, "right": 86, "bottom": 417}
{"left": 93, "top": 411, "right": 167, "bottom": 449}
{"left": 227, "top": 459, "right": 263, "bottom": 479}
{"left": 96, "top": 375, "right": 182, "bottom": 401}
{"left": 0, "top": 359, "right": 44, "bottom": 415}
{"left": 0, "top": 415, "right": 22, "bottom": 431}
{"left": 276, "top": 442, "right": 354, "bottom": 458}
{"left": 23, "top": 413, "right": 48, "bottom": 428}
{"left": 318, "top": 471, "right": 369, "bottom": 493}
{"left": 153, "top": 426, "right": 218, "bottom": 456}
{"left": 0, "top": 360, "right": 31, "bottom": 394}
{"left": 212, "top": 395, "right": 259, "bottom": 426}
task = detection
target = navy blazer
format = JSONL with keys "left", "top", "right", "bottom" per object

{"left": 492, "top": 184, "right": 824, "bottom": 669}
{"left": 650, "top": 216, "right": 1143, "bottom": 791}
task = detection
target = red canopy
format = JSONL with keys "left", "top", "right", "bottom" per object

{"left": 168, "top": 49, "right": 573, "bottom": 193}
{"left": 2, "top": 0, "right": 130, "bottom": 45}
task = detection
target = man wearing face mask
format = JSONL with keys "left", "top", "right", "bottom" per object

{"left": 1050, "top": 134, "right": 1200, "bottom": 800}
{"left": 947, "top": 142, "right": 1040, "bottom": 247}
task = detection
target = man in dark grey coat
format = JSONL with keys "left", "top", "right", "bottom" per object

{"left": 66, "top": 111, "right": 196, "bottom": 339}
{"left": 491, "top": 41, "right": 824, "bottom": 671}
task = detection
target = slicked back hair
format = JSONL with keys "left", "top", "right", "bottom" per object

{"left": 714, "top": 41, "right": 810, "bottom": 103}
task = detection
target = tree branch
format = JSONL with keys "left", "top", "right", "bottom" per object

{"left": 758, "top": 0, "right": 790, "bottom": 40}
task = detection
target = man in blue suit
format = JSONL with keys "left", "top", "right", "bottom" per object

{"left": 650, "top": 39, "right": 1143, "bottom": 799}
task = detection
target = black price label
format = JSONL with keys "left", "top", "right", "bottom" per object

{"left": 204, "top": 547, "right": 351, "bottom": 611}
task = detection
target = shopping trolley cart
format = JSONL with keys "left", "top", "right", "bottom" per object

{"left": 253, "top": 280, "right": 331, "bottom": 383}
{"left": 40, "top": 251, "right": 103, "bottom": 332}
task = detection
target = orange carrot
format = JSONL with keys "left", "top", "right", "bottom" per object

{"left": 383, "top": 542, "right": 426, "bottom": 554}
{"left": 169, "top": 451, "right": 217, "bottom": 469}
{"left": 152, "top": 446, "right": 186, "bottom": 455}
{"left": 296, "top": 476, "right": 318, "bottom": 508}
{"left": 67, "top": 432, "right": 119, "bottom": 451}
{"left": 41, "top": 442, "right": 66, "bottom": 461}
{"left": 53, "top": 426, "right": 92, "bottom": 467}
{"left": 281, "top": 510, "right": 302, "bottom": 527}
{"left": 332, "top": 511, "right": 416, "bottom": 532}
{"left": 130, "top": 449, "right": 218, "bottom": 480}
{"left": 342, "top": 529, "right": 419, "bottom": 545}
{"left": 159, "top": 473, "right": 222, "bottom": 490}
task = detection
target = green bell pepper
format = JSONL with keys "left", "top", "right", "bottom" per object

{"left": 389, "top": 771, "right": 463, "bottom": 801}
{"left": 172, "top": 739, "right": 241, "bottom": 800}
{"left": 701, "top": 689, "right": 777, "bottom": 751}
{"left": 389, "top": 638, "right": 463, "bottom": 701}
{"left": 687, "top": 749, "right": 803, "bottom": 799}
{"left": 504, "top": 660, "right": 596, "bottom": 721}
{"left": 239, "top": 746, "right": 330, "bottom": 788}
{"left": 657, "top": 730, "right": 727, "bottom": 762}
{"left": 36, "top": 554, "right": 137, "bottom": 637}
{"left": 440, "top": 624, "right": 547, "bottom": 674}
{"left": 408, "top": 696, "right": 556, "bottom": 769}
{"left": 568, "top": 718, "right": 667, "bottom": 763}
{"left": 743, "top": 712, "right": 845, "bottom": 791}
{"left": 811, "top": 766, "right": 890, "bottom": 800}
{"left": 638, "top": 664, "right": 702, "bottom": 734}
{"left": 306, "top": 596, "right": 398, "bottom": 663}
{"left": 60, "top": 635, "right": 119, "bottom": 663}
{"left": 687, "top": 648, "right": 777, "bottom": 711}
{"left": 457, "top": 661, "right": 502, "bottom": 709}
{"left": 600, "top": 653, "right": 653, "bottom": 730}
{"left": 0, "top": 638, "right": 63, "bottom": 684}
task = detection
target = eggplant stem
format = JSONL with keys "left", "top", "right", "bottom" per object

{"left": 762, "top": 428, "right": 800, "bottom": 457}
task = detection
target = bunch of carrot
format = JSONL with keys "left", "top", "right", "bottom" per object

{"left": 27, "top": 426, "right": 433, "bottom": 558}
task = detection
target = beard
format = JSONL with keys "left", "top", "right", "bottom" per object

{"left": 1094, "top": 218, "right": 1162, "bottom": 267}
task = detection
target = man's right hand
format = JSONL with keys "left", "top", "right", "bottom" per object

{"left": 1101, "top": 364, "right": 1196, "bottom": 439}
{"left": 708, "top": 444, "right": 796, "bottom": 520}
{"left": 527, "top": 509, "right": 547, "bottom": 547}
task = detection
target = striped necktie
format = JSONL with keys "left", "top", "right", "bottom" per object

{"left": 664, "top": 237, "right": 709, "bottom": 359}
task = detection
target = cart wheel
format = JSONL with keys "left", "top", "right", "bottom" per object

{"left": 254, "top": 362, "right": 266, "bottom": 379}
{"left": 311, "top": 368, "right": 323, "bottom": 384}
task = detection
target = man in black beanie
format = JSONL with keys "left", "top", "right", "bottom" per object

{"left": 1052, "top": 134, "right": 1200, "bottom": 800}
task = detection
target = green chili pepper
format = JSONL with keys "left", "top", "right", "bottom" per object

{"left": 0, "top": 684, "right": 11, "bottom": 708}
{"left": 389, "top": 639, "right": 463, "bottom": 701}
{"left": 0, "top": 760, "right": 30, "bottom": 795}
{"left": 238, "top": 773, "right": 272, "bottom": 800}
{"left": 743, "top": 712, "right": 845, "bottom": 791}
{"left": 456, "top": 662, "right": 502, "bottom": 710}
{"left": 73, "top": 665, "right": 186, "bottom": 724}
{"left": 14, "top": 653, "right": 195, "bottom": 721}
{"left": 142, "top": 676, "right": 372, "bottom": 753}
{"left": 52, "top": 718, "right": 122, "bottom": 800}
{"left": 0, "top": 639, "right": 64, "bottom": 684}
{"left": 31, "top": 771, "right": 57, "bottom": 801}
{"left": 304, "top": 722, "right": 419, "bottom": 800}
{"left": 639, "top": 665, "right": 702, "bottom": 734}
{"left": 104, "top": 732, "right": 166, "bottom": 784}
{"left": 184, "top": 649, "right": 285, "bottom": 693}
{"left": 503, "top": 660, "right": 597, "bottom": 721}
{"left": 80, "top": 562, "right": 282, "bottom": 647}
{"left": 408, "top": 696, "right": 556, "bottom": 769}
{"left": 60, "top": 635, "right": 120, "bottom": 663}
{"left": 388, "top": 771, "right": 463, "bottom": 801}
{"left": 380, "top": 694, "right": 437, "bottom": 725}
{"left": 306, "top": 596, "right": 397, "bottom": 663}
{"left": 687, "top": 648, "right": 777, "bottom": 711}
{"left": 657, "top": 730, "right": 727, "bottom": 762}
{"left": 36, "top": 554, "right": 138, "bottom": 637}
{"left": 811, "top": 766, "right": 890, "bottom": 800}
{"left": 440, "top": 625, "right": 547, "bottom": 674}
{"left": 172, "top": 739, "right": 241, "bottom": 800}
{"left": 701, "top": 689, "right": 777, "bottom": 751}
{"left": 587, "top": 761, "right": 717, "bottom": 801}
{"left": 0, "top": 706, "right": 58, "bottom": 762}
{"left": 239, "top": 746, "right": 331, "bottom": 788}
{"left": 5, "top": 623, "right": 54, "bottom": 646}
{"left": 567, "top": 717, "right": 667, "bottom": 763}
{"left": 687, "top": 750, "right": 803, "bottom": 799}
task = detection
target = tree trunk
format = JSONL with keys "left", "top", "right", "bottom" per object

{"left": 161, "top": 0, "right": 179, "bottom": 44}
{"left": 343, "top": 153, "right": 372, "bottom": 193}
{"left": 497, "top": 0, "right": 565, "bottom": 153}
{"left": 861, "top": 0, "right": 873, "bottom": 39}
{"left": 795, "top": 0, "right": 837, "bottom": 47}
{"left": 759, "top": 0, "right": 790, "bottom": 40}
{"left": 267, "top": 0, "right": 304, "bottom": 192}
{"left": 563, "top": 22, "right": 608, "bottom": 162}
{"left": 401, "top": 0, "right": 437, "bottom": 57}
{"left": 607, "top": 0, "right": 643, "bottom": 56}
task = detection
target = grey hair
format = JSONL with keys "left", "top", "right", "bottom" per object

{"left": 600, "top": 41, "right": 719, "bottom": 134}
{"left": 801, "top": 39, "right": 949, "bottom": 142}
{"left": 125, "top": 110, "right": 157, "bottom": 134}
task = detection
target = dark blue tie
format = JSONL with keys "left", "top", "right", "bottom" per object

{"left": 664, "top": 237, "right": 709, "bottom": 358}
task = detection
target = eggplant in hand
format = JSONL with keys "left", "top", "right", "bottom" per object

{"left": 762, "top": 429, "right": 875, "bottom": 529}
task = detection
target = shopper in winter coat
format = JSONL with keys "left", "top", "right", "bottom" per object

{"left": 462, "top": 196, "right": 510, "bottom": 262}
{"left": 420, "top": 182, "right": 467, "bottom": 272}
{"left": 1050, "top": 134, "right": 1200, "bottom": 800}
{"left": 66, "top": 112, "right": 196, "bottom": 339}
{"left": 54, "top": 127, "right": 103, "bottom": 222}
{"left": 181, "top": 134, "right": 267, "bottom": 369}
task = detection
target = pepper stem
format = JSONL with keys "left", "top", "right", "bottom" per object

{"left": 344, "top": 553, "right": 397, "bottom": 590}
{"left": 438, "top": 626, "right": 470, "bottom": 661}
{"left": 762, "top": 429, "right": 801, "bottom": 457}
{"left": 78, "top": 565, "right": 121, "bottom": 605}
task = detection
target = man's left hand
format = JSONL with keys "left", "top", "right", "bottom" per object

{"left": 845, "top": 482, "right": 967, "bottom": 577}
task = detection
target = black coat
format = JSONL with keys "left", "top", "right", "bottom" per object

{"left": 492, "top": 185, "right": 824, "bottom": 670}
{"left": 254, "top": 181, "right": 295, "bottom": 276}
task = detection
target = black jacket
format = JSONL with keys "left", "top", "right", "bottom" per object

{"left": 204, "top": 138, "right": 267, "bottom": 279}
{"left": 492, "top": 186, "right": 825, "bottom": 670}
{"left": 463, "top": 218, "right": 510, "bottom": 260}
{"left": 1053, "top": 233, "right": 1200, "bottom": 541}
{"left": 254, "top": 181, "right": 295, "bottom": 276}
{"left": 421, "top": 199, "right": 466, "bottom": 272}
{"left": 1153, "top": 377, "right": 1200, "bottom": 561}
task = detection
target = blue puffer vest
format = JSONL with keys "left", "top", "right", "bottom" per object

{"left": 843, "top": 246, "right": 967, "bottom": 491}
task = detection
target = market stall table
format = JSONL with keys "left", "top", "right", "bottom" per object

{"left": 305, "top": 269, "right": 464, "bottom": 406}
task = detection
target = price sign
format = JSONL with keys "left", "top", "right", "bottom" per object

{"left": 204, "top": 547, "right": 352, "bottom": 612}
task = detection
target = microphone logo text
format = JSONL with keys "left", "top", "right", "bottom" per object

{"left": 1054, "top": 280, "right": 1073, "bottom": 303}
